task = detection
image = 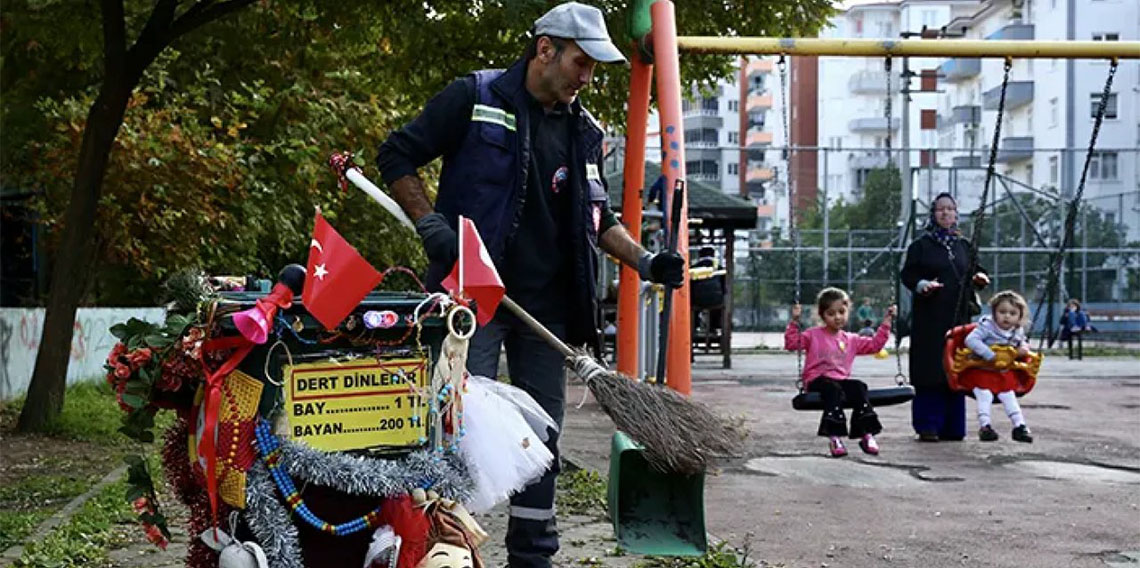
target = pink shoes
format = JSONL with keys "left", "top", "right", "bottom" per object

{"left": 859, "top": 434, "right": 880, "bottom": 455}
{"left": 828, "top": 436, "right": 848, "bottom": 457}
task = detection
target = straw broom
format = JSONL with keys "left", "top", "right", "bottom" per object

{"left": 330, "top": 153, "right": 745, "bottom": 474}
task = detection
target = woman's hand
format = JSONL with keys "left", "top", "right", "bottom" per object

{"left": 921, "top": 279, "right": 944, "bottom": 295}
{"left": 973, "top": 272, "right": 990, "bottom": 287}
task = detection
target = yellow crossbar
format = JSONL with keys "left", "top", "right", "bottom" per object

{"left": 676, "top": 37, "right": 1140, "bottom": 59}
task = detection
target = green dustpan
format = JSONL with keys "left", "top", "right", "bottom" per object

{"left": 607, "top": 431, "right": 708, "bottom": 556}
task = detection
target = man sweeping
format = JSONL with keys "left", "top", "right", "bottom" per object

{"left": 376, "top": 3, "right": 684, "bottom": 567}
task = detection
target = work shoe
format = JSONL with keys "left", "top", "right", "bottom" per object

{"left": 828, "top": 436, "right": 848, "bottom": 457}
{"left": 978, "top": 425, "right": 999, "bottom": 442}
{"left": 1012, "top": 425, "right": 1034, "bottom": 443}
{"left": 918, "top": 431, "right": 939, "bottom": 442}
{"left": 859, "top": 434, "right": 880, "bottom": 455}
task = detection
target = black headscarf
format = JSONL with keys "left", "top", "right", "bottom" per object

{"left": 924, "top": 192, "right": 961, "bottom": 248}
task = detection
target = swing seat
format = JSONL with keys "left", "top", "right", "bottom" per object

{"left": 791, "top": 385, "right": 915, "bottom": 411}
{"left": 943, "top": 323, "right": 1041, "bottom": 396}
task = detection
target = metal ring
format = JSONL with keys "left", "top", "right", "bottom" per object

{"left": 894, "top": 372, "right": 907, "bottom": 386}
{"left": 447, "top": 305, "right": 476, "bottom": 340}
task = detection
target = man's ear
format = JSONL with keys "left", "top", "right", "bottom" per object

{"left": 537, "top": 36, "right": 553, "bottom": 63}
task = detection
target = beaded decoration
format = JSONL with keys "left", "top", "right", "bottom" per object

{"left": 254, "top": 420, "right": 382, "bottom": 536}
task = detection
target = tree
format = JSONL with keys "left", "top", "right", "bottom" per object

{"left": 4, "top": 0, "right": 837, "bottom": 430}
{"left": 14, "top": 0, "right": 255, "bottom": 432}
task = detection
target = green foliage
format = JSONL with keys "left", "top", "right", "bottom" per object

{"left": 1, "top": 0, "right": 836, "bottom": 306}
{"left": 635, "top": 539, "right": 759, "bottom": 568}
{"left": 13, "top": 478, "right": 134, "bottom": 567}
{"left": 556, "top": 467, "right": 608, "bottom": 517}
{"left": 4, "top": 382, "right": 136, "bottom": 445}
{"left": 0, "top": 510, "right": 52, "bottom": 551}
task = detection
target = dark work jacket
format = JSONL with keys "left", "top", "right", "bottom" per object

{"left": 430, "top": 60, "right": 609, "bottom": 346}
{"left": 900, "top": 233, "right": 987, "bottom": 390}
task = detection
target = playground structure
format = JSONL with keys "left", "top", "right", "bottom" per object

{"left": 614, "top": 0, "right": 1140, "bottom": 392}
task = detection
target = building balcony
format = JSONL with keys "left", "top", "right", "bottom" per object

{"left": 952, "top": 155, "right": 983, "bottom": 168}
{"left": 746, "top": 58, "right": 773, "bottom": 80}
{"left": 939, "top": 58, "right": 981, "bottom": 82}
{"left": 984, "top": 81, "right": 1033, "bottom": 110}
{"left": 949, "top": 104, "right": 981, "bottom": 125}
{"left": 848, "top": 70, "right": 899, "bottom": 94}
{"left": 848, "top": 117, "right": 900, "bottom": 133}
{"left": 686, "top": 146, "right": 721, "bottom": 161}
{"left": 996, "top": 136, "right": 1033, "bottom": 163}
{"left": 747, "top": 93, "right": 773, "bottom": 110}
{"left": 849, "top": 152, "right": 890, "bottom": 170}
{"left": 683, "top": 113, "right": 723, "bottom": 130}
{"left": 746, "top": 130, "right": 773, "bottom": 147}
{"left": 747, "top": 166, "right": 774, "bottom": 181}
{"left": 689, "top": 172, "right": 720, "bottom": 183}
{"left": 987, "top": 23, "right": 1034, "bottom": 41}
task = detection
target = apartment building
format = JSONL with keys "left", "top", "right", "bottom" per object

{"left": 814, "top": 0, "right": 1138, "bottom": 239}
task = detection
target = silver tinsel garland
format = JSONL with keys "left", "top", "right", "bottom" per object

{"left": 242, "top": 437, "right": 474, "bottom": 567}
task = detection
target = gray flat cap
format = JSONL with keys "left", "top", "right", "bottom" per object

{"left": 533, "top": 2, "right": 626, "bottom": 64}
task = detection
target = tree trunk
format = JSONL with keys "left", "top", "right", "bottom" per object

{"left": 16, "top": 82, "right": 133, "bottom": 432}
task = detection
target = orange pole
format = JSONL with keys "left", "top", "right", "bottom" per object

{"left": 617, "top": 52, "right": 653, "bottom": 379}
{"left": 650, "top": 0, "right": 691, "bottom": 395}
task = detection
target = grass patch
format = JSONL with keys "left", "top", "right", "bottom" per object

{"left": 634, "top": 539, "right": 762, "bottom": 568}
{"left": 0, "top": 473, "right": 90, "bottom": 509}
{"left": 557, "top": 468, "right": 608, "bottom": 517}
{"left": 12, "top": 477, "right": 134, "bottom": 567}
{"left": 0, "top": 510, "right": 53, "bottom": 551}
{"left": 2, "top": 381, "right": 136, "bottom": 445}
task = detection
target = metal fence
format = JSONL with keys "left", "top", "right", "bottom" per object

{"left": 725, "top": 145, "right": 1140, "bottom": 339}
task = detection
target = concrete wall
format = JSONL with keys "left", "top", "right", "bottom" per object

{"left": 0, "top": 307, "right": 165, "bottom": 401}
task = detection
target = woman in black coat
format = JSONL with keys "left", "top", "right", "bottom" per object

{"left": 900, "top": 193, "right": 989, "bottom": 441}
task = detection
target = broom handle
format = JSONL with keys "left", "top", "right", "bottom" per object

{"left": 501, "top": 296, "right": 576, "bottom": 358}
{"left": 655, "top": 180, "right": 685, "bottom": 385}
{"left": 337, "top": 160, "right": 575, "bottom": 360}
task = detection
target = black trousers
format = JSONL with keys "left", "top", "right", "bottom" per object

{"left": 808, "top": 377, "right": 882, "bottom": 438}
{"left": 1067, "top": 332, "right": 1083, "bottom": 360}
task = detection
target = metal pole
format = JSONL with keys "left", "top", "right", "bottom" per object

{"left": 992, "top": 187, "right": 1000, "bottom": 290}
{"left": 822, "top": 149, "right": 829, "bottom": 285}
{"left": 1020, "top": 212, "right": 1026, "bottom": 293}
{"left": 723, "top": 229, "right": 734, "bottom": 369}
{"left": 900, "top": 56, "right": 912, "bottom": 232}
{"left": 1081, "top": 209, "right": 1088, "bottom": 302}
{"left": 675, "top": 37, "right": 1140, "bottom": 58}
{"left": 847, "top": 231, "right": 853, "bottom": 292}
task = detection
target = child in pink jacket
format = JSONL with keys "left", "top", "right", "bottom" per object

{"left": 786, "top": 287, "right": 897, "bottom": 457}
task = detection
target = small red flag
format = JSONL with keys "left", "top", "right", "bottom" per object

{"left": 441, "top": 217, "right": 505, "bottom": 325}
{"left": 302, "top": 211, "right": 383, "bottom": 329}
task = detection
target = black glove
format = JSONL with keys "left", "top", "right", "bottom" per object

{"left": 638, "top": 252, "right": 685, "bottom": 287}
{"left": 415, "top": 213, "right": 458, "bottom": 266}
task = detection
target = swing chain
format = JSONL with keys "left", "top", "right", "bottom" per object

{"left": 956, "top": 57, "right": 1011, "bottom": 326}
{"left": 1030, "top": 58, "right": 1118, "bottom": 345}
{"left": 778, "top": 54, "right": 804, "bottom": 384}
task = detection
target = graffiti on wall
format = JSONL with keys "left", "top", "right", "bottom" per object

{"left": 0, "top": 307, "right": 166, "bottom": 401}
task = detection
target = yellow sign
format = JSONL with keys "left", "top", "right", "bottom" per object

{"left": 283, "top": 356, "right": 429, "bottom": 452}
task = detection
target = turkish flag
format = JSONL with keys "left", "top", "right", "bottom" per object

{"left": 441, "top": 217, "right": 505, "bottom": 325}
{"left": 302, "top": 211, "right": 383, "bottom": 330}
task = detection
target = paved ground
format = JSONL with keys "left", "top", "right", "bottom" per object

{"left": 91, "top": 351, "right": 1140, "bottom": 567}
{"left": 564, "top": 353, "right": 1140, "bottom": 568}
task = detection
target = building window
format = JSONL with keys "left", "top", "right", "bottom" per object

{"left": 1092, "top": 32, "right": 1120, "bottom": 41}
{"left": 1089, "top": 152, "right": 1118, "bottom": 180}
{"left": 701, "top": 97, "right": 719, "bottom": 112}
{"left": 1049, "top": 97, "right": 1058, "bottom": 127}
{"left": 728, "top": 131, "right": 739, "bottom": 145}
{"left": 728, "top": 100, "right": 739, "bottom": 112}
{"left": 1048, "top": 156, "right": 1058, "bottom": 184}
{"left": 1090, "top": 92, "right": 1118, "bottom": 119}
{"left": 728, "top": 163, "right": 739, "bottom": 175}
{"left": 1026, "top": 164, "right": 1033, "bottom": 186}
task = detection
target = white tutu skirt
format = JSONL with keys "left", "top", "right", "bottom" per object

{"left": 460, "top": 376, "right": 555, "bottom": 514}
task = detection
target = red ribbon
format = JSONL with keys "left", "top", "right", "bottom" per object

{"left": 195, "top": 286, "right": 293, "bottom": 525}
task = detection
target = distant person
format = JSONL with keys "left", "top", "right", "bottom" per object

{"left": 785, "top": 287, "right": 897, "bottom": 457}
{"left": 858, "top": 319, "right": 875, "bottom": 337}
{"left": 963, "top": 291, "right": 1035, "bottom": 443}
{"left": 1059, "top": 298, "right": 1091, "bottom": 360}
{"left": 901, "top": 192, "right": 990, "bottom": 442}
{"left": 855, "top": 298, "right": 875, "bottom": 330}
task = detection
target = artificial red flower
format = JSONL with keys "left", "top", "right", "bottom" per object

{"left": 133, "top": 497, "right": 151, "bottom": 514}
{"left": 143, "top": 523, "right": 168, "bottom": 550}
{"left": 114, "top": 364, "right": 132, "bottom": 379}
